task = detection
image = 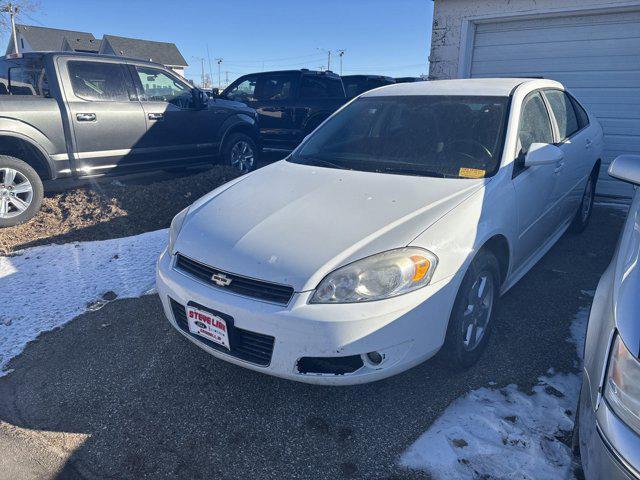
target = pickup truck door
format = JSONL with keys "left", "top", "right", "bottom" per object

{"left": 58, "top": 58, "right": 148, "bottom": 173}
{"left": 245, "top": 73, "right": 299, "bottom": 150}
{"left": 131, "top": 65, "right": 223, "bottom": 164}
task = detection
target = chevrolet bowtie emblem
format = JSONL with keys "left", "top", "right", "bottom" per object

{"left": 211, "top": 273, "right": 232, "bottom": 287}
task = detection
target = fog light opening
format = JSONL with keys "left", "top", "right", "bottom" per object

{"left": 364, "top": 351, "right": 384, "bottom": 366}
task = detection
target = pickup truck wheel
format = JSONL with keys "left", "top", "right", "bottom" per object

{"left": 0, "top": 156, "right": 44, "bottom": 228}
{"left": 222, "top": 133, "right": 257, "bottom": 174}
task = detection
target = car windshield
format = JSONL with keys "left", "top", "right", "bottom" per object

{"left": 289, "top": 95, "right": 509, "bottom": 179}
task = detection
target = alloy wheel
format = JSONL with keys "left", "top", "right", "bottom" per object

{"left": 461, "top": 272, "right": 495, "bottom": 351}
{"left": 230, "top": 141, "right": 255, "bottom": 173}
{"left": 0, "top": 167, "right": 33, "bottom": 219}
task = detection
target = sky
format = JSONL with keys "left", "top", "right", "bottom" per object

{"left": 1, "top": 0, "right": 434, "bottom": 86}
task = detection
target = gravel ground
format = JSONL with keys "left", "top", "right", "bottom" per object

{"left": 0, "top": 205, "right": 627, "bottom": 480}
{"left": 0, "top": 166, "right": 242, "bottom": 255}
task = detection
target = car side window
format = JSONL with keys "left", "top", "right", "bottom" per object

{"left": 224, "top": 76, "right": 257, "bottom": 102}
{"left": 569, "top": 95, "right": 590, "bottom": 130}
{"left": 135, "top": 67, "right": 193, "bottom": 109}
{"left": 544, "top": 90, "right": 579, "bottom": 141}
{"left": 518, "top": 92, "right": 554, "bottom": 155}
{"left": 68, "top": 61, "right": 131, "bottom": 102}
{"left": 257, "top": 74, "right": 294, "bottom": 101}
{"left": 300, "top": 76, "right": 344, "bottom": 98}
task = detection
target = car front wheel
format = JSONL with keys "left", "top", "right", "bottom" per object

{"left": 0, "top": 155, "right": 44, "bottom": 228}
{"left": 443, "top": 250, "right": 500, "bottom": 369}
{"left": 222, "top": 133, "right": 258, "bottom": 174}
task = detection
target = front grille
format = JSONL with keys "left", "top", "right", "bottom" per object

{"left": 170, "top": 298, "right": 274, "bottom": 366}
{"left": 175, "top": 254, "right": 294, "bottom": 305}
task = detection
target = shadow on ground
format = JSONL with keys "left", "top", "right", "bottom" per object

{"left": 0, "top": 206, "right": 626, "bottom": 480}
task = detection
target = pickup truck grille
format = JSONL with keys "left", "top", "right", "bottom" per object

{"left": 174, "top": 254, "right": 295, "bottom": 305}
{"left": 170, "top": 298, "right": 274, "bottom": 366}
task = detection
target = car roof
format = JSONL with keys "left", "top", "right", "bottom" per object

{"left": 5, "top": 51, "right": 168, "bottom": 69}
{"left": 361, "top": 78, "right": 563, "bottom": 97}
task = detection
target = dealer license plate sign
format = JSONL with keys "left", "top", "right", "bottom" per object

{"left": 186, "top": 306, "right": 230, "bottom": 350}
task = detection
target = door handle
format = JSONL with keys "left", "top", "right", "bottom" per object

{"left": 76, "top": 113, "right": 96, "bottom": 122}
{"left": 554, "top": 161, "right": 565, "bottom": 174}
{"left": 148, "top": 113, "right": 164, "bottom": 121}
{"left": 585, "top": 139, "right": 592, "bottom": 150}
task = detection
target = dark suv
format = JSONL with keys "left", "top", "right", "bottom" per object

{"left": 0, "top": 52, "right": 261, "bottom": 227}
{"left": 220, "top": 69, "right": 346, "bottom": 152}
{"left": 341, "top": 75, "right": 396, "bottom": 99}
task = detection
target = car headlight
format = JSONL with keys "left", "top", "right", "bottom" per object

{"left": 168, "top": 207, "right": 189, "bottom": 255}
{"left": 310, "top": 248, "right": 438, "bottom": 304}
{"left": 604, "top": 335, "right": 640, "bottom": 435}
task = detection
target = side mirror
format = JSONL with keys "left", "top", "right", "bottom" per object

{"left": 192, "top": 89, "right": 209, "bottom": 109}
{"left": 609, "top": 155, "right": 640, "bottom": 185}
{"left": 524, "top": 142, "right": 564, "bottom": 167}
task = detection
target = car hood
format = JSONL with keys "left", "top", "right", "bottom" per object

{"left": 613, "top": 196, "right": 640, "bottom": 357}
{"left": 175, "top": 160, "right": 485, "bottom": 291}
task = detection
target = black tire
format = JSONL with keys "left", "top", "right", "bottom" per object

{"left": 221, "top": 133, "right": 258, "bottom": 174}
{"left": 0, "top": 155, "right": 43, "bottom": 228}
{"left": 443, "top": 250, "right": 500, "bottom": 369}
{"left": 569, "top": 170, "right": 597, "bottom": 233}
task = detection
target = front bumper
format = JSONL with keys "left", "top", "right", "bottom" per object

{"left": 156, "top": 247, "right": 460, "bottom": 385}
{"left": 579, "top": 374, "right": 640, "bottom": 480}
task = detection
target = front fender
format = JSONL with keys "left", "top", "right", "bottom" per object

{"left": 218, "top": 114, "right": 260, "bottom": 154}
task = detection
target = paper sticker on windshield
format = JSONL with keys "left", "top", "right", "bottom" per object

{"left": 459, "top": 167, "right": 486, "bottom": 179}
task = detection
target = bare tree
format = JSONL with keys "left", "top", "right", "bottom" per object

{"left": 0, "top": 1, "right": 40, "bottom": 38}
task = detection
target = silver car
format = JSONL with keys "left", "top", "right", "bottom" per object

{"left": 578, "top": 155, "right": 640, "bottom": 480}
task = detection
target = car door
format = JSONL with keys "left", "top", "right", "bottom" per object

{"left": 253, "top": 73, "right": 299, "bottom": 149}
{"left": 59, "top": 58, "right": 147, "bottom": 173}
{"left": 512, "top": 91, "right": 561, "bottom": 267}
{"left": 542, "top": 89, "right": 589, "bottom": 224}
{"left": 132, "top": 65, "right": 223, "bottom": 165}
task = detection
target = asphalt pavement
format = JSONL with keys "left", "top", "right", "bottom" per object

{"left": 0, "top": 204, "right": 627, "bottom": 480}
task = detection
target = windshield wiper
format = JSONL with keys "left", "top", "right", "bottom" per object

{"left": 376, "top": 166, "right": 448, "bottom": 178}
{"left": 297, "top": 156, "right": 350, "bottom": 170}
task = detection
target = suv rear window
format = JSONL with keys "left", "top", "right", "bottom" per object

{"left": 0, "top": 57, "right": 48, "bottom": 96}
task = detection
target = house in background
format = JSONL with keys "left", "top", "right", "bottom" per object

{"left": 5, "top": 24, "right": 188, "bottom": 76}
{"left": 429, "top": 0, "right": 640, "bottom": 198}
{"left": 99, "top": 35, "right": 188, "bottom": 77}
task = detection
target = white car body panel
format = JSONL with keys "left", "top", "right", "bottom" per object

{"left": 157, "top": 78, "right": 603, "bottom": 384}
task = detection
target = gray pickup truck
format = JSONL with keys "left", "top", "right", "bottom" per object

{"left": 0, "top": 52, "right": 261, "bottom": 227}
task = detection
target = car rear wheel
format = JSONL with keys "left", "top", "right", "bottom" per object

{"left": 569, "top": 171, "right": 597, "bottom": 233}
{"left": 443, "top": 250, "right": 500, "bottom": 369}
{"left": 222, "top": 133, "right": 258, "bottom": 174}
{"left": 0, "top": 155, "right": 43, "bottom": 228}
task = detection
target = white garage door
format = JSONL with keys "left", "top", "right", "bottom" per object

{"left": 469, "top": 9, "right": 640, "bottom": 197}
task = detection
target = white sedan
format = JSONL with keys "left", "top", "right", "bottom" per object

{"left": 156, "top": 78, "right": 603, "bottom": 385}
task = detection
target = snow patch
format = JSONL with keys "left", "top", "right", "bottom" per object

{"left": 400, "top": 308, "right": 589, "bottom": 480}
{"left": 0, "top": 229, "right": 168, "bottom": 376}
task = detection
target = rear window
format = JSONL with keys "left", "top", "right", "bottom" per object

{"left": 0, "top": 57, "right": 48, "bottom": 96}
{"left": 544, "top": 90, "right": 579, "bottom": 140}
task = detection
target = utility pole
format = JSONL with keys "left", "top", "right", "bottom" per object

{"left": 216, "top": 58, "right": 223, "bottom": 90}
{"left": 225, "top": 71, "right": 229, "bottom": 87}
{"left": 337, "top": 49, "right": 346, "bottom": 75}
{"left": 2, "top": 3, "right": 19, "bottom": 55}
{"left": 200, "top": 58, "right": 205, "bottom": 87}
{"left": 317, "top": 48, "right": 332, "bottom": 71}
{"left": 206, "top": 44, "right": 213, "bottom": 88}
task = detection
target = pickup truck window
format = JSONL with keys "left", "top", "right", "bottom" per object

{"left": 68, "top": 61, "right": 130, "bottom": 102}
{"left": 135, "top": 66, "right": 194, "bottom": 109}
{"left": 300, "top": 76, "right": 344, "bottom": 99}
{"left": 224, "top": 76, "right": 257, "bottom": 102}
{"left": 258, "top": 74, "right": 294, "bottom": 101}
{"left": 0, "top": 57, "right": 48, "bottom": 96}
